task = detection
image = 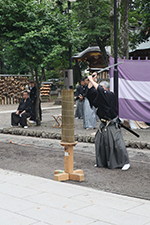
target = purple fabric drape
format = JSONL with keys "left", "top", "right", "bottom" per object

{"left": 109, "top": 56, "right": 150, "bottom": 122}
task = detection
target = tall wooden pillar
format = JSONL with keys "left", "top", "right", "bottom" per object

{"left": 54, "top": 89, "right": 84, "bottom": 182}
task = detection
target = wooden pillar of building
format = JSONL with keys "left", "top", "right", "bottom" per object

{"left": 54, "top": 89, "right": 84, "bottom": 182}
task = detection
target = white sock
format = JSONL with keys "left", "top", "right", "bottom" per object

{"left": 122, "top": 163, "right": 130, "bottom": 171}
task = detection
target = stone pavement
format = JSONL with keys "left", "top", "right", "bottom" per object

{"left": 0, "top": 168, "right": 150, "bottom": 225}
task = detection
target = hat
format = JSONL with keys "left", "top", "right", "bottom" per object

{"left": 83, "top": 76, "right": 88, "bottom": 81}
{"left": 29, "top": 80, "right": 34, "bottom": 84}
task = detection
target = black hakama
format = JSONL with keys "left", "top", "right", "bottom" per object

{"left": 11, "top": 112, "right": 30, "bottom": 127}
{"left": 95, "top": 118, "right": 129, "bottom": 169}
{"left": 30, "top": 86, "right": 42, "bottom": 121}
{"left": 11, "top": 97, "right": 32, "bottom": 127}
{"left": 87, "top": 85, "right": 130, "bottom": 169}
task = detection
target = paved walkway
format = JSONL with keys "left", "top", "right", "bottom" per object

{"left": 0, "top": 168, "right": 150, "bottom": 225}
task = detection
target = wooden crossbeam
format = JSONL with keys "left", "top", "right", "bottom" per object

{"left": 52, "top": 114, "right": 62, "bottom": 128}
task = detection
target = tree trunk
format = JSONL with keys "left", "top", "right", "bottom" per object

{"left": 42, "top": 66, "right": 46, "bottom": 81}
{"left": 0, "top": 61, "right": 4, "bottom": 74}
{"left": 110, "top": 0, "right": 115, "bottom": 57}
{"left": 34, "top": 67, "right": 41, "bottom": 126}
{"left": 96, "top": 37, "right": 109, "bottom": 66}
{"left": 110, "top": 0, "right": 129, "bottom": 59}
{"left": 29, "top": 65, "right": 34, "bottom": 80}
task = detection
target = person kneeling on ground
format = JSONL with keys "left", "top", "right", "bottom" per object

{"left": 87, "top": 75, "right": 130, "bottom": 171}
{"left": 11, "top": 91, "right": 32, "bottom": 129}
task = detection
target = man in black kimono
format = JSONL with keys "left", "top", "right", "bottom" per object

{"left": 87, "top": 76, "right": 130, "bottom": 170}
{"left": 11, "top": 91, "right": 32, "bottom": 128}
{"left": 29, "top": 80, "right": 42, "bottom": 122}
{"left": 75, "top": 79, "right": 85, "bottom": 119}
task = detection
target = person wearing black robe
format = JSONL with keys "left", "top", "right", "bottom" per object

{"left": 87, "top": 76, "right": 130, "bottom": 170}
{"left": 29, "top": 81, "right": 42, "bottom": 122}
{"left": 75, "top": 80, "right": 85, "bottom": 119}
{"left": 82, "top": 76, "right": 97, "bottom": 129}
{"left": 11, "top": 91, "right": 32, "bottom": 128}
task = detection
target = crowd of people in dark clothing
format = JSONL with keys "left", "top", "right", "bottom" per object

{"left": 11, "top": 81, "right": 41, "bottom": 128}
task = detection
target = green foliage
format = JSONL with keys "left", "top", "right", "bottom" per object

{"left": 72, "top": 0, "right": 110, "bottom": 65}
{"left": 72, "top": 0, "right": 110, "bottom": 40}
{"left": 0, "top": 0, "right": 82, "bottom": 75}
{"left": 45, "top": 69, "right": 62, "bottom": 80}
{"left": 55, "top": 0, "right": 110, "bottom": 65}
{"left": 129, "top": 0, "right": 150, "bottom": 49}
{"left": 1, "top": 0, "right": 149, "bottom": 76}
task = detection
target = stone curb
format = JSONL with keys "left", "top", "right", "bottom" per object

{"left": 0, "top": 127, "right": 150, "bottom": 150}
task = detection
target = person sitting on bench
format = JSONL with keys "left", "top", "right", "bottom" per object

{"left": 11, "top": 91, "right": 32, "bottom": 128}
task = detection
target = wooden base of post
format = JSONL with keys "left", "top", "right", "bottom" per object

{"left": 54, "top": 142, "right": 84, "bottom": 182}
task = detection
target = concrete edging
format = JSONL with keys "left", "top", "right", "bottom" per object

{"left": 0, "top": 127, "right": 150, "bottom": 150}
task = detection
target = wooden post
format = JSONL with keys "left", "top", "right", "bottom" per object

{"left": 64, "top": 145, "right": 74, "bottom": 173}
{"left": 4, "top": 96, "right": 6, "bottom": 105}
{"left": 11, "top": 96, "right": 13, "bottom": 105}
{"left": 54, "top": 89, "right": 84, "bottom": 182}
{"left": 61, "top": 89, "right": 75, "bottom": 143}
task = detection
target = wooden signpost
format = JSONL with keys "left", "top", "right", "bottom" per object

{"left": 54, "top": 89, "right": 84, "bottom": 182}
